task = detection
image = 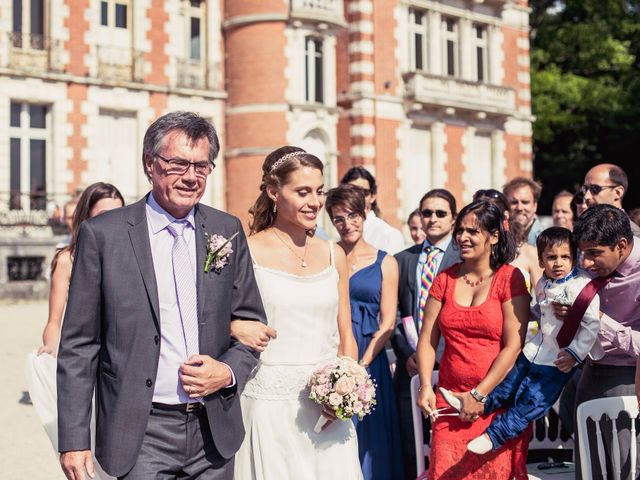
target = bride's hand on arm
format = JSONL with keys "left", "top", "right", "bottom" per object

{"left": 230, "top": 320, "right": 277, "bottom": 352}
{"left": 334, "top": 246, "right": 358, "bottom": 359}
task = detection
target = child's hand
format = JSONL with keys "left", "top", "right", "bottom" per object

{"left": 554, "top": 350, "right": 577, "bottom": 372}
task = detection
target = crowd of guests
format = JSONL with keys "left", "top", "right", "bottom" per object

{"left": 32, "top": 110, "right": 640, "bottom": 480}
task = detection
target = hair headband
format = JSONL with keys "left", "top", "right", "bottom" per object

{"left": 269, "top": 151, "right": 306, "bottom": 173}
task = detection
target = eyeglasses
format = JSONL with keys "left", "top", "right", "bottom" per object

{"left": 421, "top": 209, "right": 449, "bottom": 218}
{"left": 155, "top": 154, "right": 213, "bottom": 177}
{"left": 332, "top": 212, "right": 362, "bottom": 226}
{"left": 580, "top": 184, "right": 618, "bottom": 196}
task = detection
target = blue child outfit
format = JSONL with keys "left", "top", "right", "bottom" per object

{"left": 483, "top": 268, "right": 600, "bottom": 450}
{"left": 350, "top": 250, "right": 404, "bottom": 480}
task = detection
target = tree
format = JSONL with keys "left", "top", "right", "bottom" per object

{"left": 530, "top": 0, "right": 640, "bottom": 212}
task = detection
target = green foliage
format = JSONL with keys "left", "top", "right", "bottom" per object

{"left": 530, "top": 0, "right": 640, "bottom": 211}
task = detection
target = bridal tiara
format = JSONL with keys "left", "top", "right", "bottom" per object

{"left": 270, "top": 151, "right": 306, "bottom": 173}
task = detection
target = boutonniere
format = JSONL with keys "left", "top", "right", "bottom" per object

{"left": 204, "top": 232, "right": 239, "bottom": 273}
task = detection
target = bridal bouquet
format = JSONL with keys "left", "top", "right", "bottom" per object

{"left": 308, "top": 357, "right": 376, "bottom": 433}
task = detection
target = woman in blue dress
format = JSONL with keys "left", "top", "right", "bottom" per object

{"left": 326, "top": 184, "right": 404, "bottom": 480}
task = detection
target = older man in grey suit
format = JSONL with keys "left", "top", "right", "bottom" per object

{"left": 392, "top": 189, "right": 460, "bottom": 479}
{"left": 57, "top": 112, "right": 266, "bottom": 480}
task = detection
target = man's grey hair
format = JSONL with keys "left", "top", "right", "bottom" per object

{"left": 142, "top": 111, "right": 220, "bottom": 180}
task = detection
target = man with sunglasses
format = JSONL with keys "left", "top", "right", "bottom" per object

{"left": 582, "top": 163, "right": 640, "bottom": 237}
{"left": 392, "top": 189, "right": 460, "bottom": 479}
{"left": 503, "top": 177, "right": 545, "bottom": 245}
{"left": 57, "top": 112, "right": 267, "bottom": 480}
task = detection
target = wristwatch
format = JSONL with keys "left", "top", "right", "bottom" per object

{"left": 470, "top": 388, "right": 487, "bottom": 404}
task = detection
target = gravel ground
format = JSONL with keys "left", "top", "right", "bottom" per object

{"left": 0, "top": 301, "right": 65, "bottom": 479}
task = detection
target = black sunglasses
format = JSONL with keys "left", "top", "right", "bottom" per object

{"left": 580, "top": 184, "right": 618, "bottom": 196}
{"left": 421, "top": 209, "right": 449, "bottom": 218}
{"left": 474, "top": 189, "right": 502, "bottom": 200}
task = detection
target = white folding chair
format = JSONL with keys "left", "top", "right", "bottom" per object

{"left": 529, "top": 399, "right": 574, "bottom": 451}
{"left": 576, "top": 395, "right": 639, "bottom": 480}
{"left": 409, "top": 371, "right": 438, "bottom": 477}
{"left": 526, "top": 400, "right": 576, "bottom": 479}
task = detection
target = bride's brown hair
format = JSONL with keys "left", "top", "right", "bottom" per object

{"left": 249, "top": 146, "right": 324, "bottom": 235}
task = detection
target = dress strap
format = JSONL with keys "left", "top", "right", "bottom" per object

{"left": 376, "top": 250, "right": 387, "bottom": 265}
{"left": 328, "top": 241, "right": 335, "bottom": 267}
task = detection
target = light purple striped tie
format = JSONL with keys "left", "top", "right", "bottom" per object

{"left": 166, "top": 221, "right": 200, "bottom": 360}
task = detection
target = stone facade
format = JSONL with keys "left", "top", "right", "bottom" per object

{"left": 0, "top": 0, "right": 532, "bottom": 291}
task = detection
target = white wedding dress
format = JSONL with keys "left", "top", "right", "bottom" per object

{"left": 234, "top": 243, "right": 363, "bottom": 480}
{"left": 25, "top": 352, "right": 113, "bottom": 480}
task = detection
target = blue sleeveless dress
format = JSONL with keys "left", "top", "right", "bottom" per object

{"left": 350, "top": 250, "right": 404, "bottom": 480}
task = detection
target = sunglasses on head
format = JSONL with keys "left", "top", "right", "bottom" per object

{"left": 474, "top": 189, "right": 502, "bottom": 200}
{"left": 421, "top": 209, "right": 449, "bottom": 218}
{"left": 580, "top": 184, "right": 618, "bottom": 196}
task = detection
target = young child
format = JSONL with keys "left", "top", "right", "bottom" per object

{"left": 439, "top": 227, "right": 601, "bottom": 454}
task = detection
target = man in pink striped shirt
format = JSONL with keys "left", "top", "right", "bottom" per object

{"left": 571, "top": 204, "right": 640, "bottom": 479}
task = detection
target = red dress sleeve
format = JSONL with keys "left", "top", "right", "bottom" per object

{"left": 429, "top": 266, "right": 450, "bottom": 302}
{"left": 497, "top": 265, "right": 530, "bottom": 303}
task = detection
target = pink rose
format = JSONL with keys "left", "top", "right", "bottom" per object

{"left": 316, "top": 384, "right": 329, "bottom": 397}
{"left": 335, "top": 376, "right": 356, "bottom": 395}
{"left": 329, "top": 392, "right": 343, "bottom": 407}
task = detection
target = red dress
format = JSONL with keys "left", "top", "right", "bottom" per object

{"left": 427, "top": 263, "right": 531, "bottom": 480}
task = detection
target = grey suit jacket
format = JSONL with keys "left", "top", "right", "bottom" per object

{"left": 57, "top": 196, "right": 267, "bottom": 477}
{"left": 391, "top": 241, "right": 460, "bottom": 389}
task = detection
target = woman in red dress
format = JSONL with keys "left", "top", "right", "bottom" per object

{"left": 417, "top": 200, "right": 531, "bottom": 479}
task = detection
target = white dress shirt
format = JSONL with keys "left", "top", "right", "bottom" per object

{"left": 146, "top": 193, "right": 199, "bottom": 404}
{"left": 414, "top": 235, "right": 452, "bottom": 313}
{"left": 363, "top": 210, "right": 405, "bottom": 255}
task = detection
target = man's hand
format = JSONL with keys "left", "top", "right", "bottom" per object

{"left": 180, "top": 355, "right": 233, "bottom": 398}
{"left": 405, "top": 353, "right": 419, "bottom": 377}
{"left": 554, "top": 350, "right": 577, "bottom": 373}
{"left": 60, "top": 450, "right": 94, "bottom": 480}
{"left": 551, "top": 301, "right": 570, "bottom": 319}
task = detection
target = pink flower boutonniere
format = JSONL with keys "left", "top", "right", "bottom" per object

{"left": 204, "top": 232, "right": 239, "bottom": 273}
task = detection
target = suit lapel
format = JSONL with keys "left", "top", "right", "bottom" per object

{"left": 195, "top": 205, "right": 208, "bottom": 324}
{"left": 407, "top": 251, "right": 419, "bottom": 293}
{"left": 438, "top": 242, "right": 460, "bottom": 274}
{"left": 127, "top": 198, "right": 160, "bottom": 329}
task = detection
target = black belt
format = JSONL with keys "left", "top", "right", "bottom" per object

{"left": 152, "top": 402, "right": 203, "bottom": 413}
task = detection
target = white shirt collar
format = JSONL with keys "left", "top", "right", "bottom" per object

{"left": 422, "top": 234, "right": 452, "bottom": 253}
{"left": 146, "top": 192, "right": 195, "bottom": 234}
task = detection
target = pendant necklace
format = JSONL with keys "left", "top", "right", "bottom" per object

{"left": 273, "top": 229, "right": 308, "bottom": 268}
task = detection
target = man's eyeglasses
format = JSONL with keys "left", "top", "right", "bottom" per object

{"left": 332, "top": 212, "right": 361, "bottom": 226}
{"left": 421, "top": 209, "right": 449, "bottom": 219}
{"left": 580, "top": 184, "right": 618, "bottom": 196}
{"left": 155, "top": 154, "right": 213, "bottom": 177}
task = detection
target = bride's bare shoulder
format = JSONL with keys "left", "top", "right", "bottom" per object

{"left": 248, "top": 229, "right": 276, "bottom": 255}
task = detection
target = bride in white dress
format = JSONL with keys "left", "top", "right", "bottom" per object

{"left": 233, "top": 146, "right": 363, "bottom": 480}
